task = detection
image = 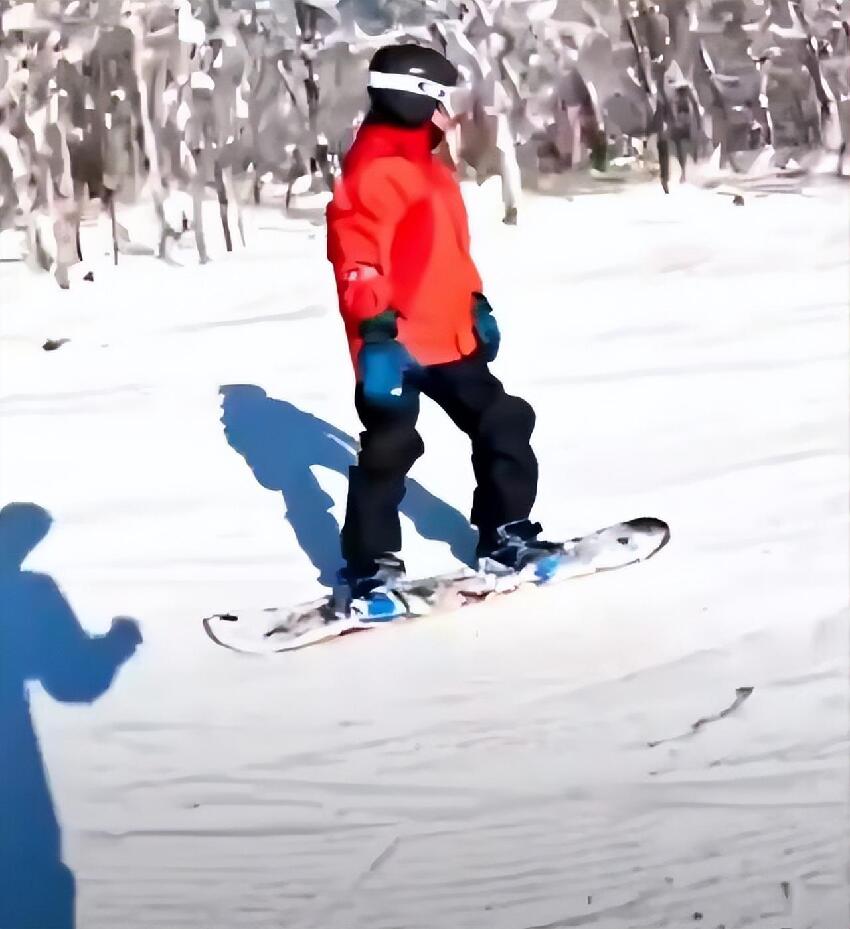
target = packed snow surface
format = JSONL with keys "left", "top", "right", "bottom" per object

{"left": 1, "top": 175, "right": 848, "bottom": 928}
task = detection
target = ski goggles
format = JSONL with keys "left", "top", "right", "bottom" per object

{"left": 368, "top": 69, "right": 457, "bottom": 107}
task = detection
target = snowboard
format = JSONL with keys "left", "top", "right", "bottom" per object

{"left": 202, "top": 517, "right": 670, "bottom": 655}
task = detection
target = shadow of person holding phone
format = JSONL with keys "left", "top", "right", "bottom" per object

{"left": 0, "top": 502, "right": 141, "bottom": 929}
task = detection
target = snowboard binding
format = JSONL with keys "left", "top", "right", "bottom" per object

{"left": 476, "top": 519, "right": 565, "bottom": 581}
{"left": 334, "top": 553, "right": 409, "bottom": 620}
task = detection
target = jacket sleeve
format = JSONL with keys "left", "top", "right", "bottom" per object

{"left": 326, "top": 159, "right": 410, "bottom": 325}
{"left": 440, "top": 162, "right": 484, "bottom": 294}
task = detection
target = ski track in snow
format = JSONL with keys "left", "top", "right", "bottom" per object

{"left": 1, "top": 179, "right": 848, "bottom": 928}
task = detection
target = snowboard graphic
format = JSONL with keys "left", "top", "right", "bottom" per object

{"left": 203, "top": 517, "right": 670, "bottom": 655}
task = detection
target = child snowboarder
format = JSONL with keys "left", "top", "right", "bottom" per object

{"left": 326, "top": 43, "right": 559, "bottom": 609}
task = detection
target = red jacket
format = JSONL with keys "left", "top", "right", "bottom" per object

{"left": 326, "top": 121, "right": 483, "bottom": 369}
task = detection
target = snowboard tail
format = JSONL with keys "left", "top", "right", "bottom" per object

{"left": 203, "top": 517, "right": 670, "bottom": 655}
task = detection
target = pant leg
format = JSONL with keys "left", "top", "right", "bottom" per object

{"left": 340, "top": 383, "right": 423, "bottom": 572}
{"left": 420, "top": 352, "right": 538, "bottom": 551}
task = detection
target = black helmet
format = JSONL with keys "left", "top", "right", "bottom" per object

{"left": 367, "top": 44, "right": 459, "bottom": 127}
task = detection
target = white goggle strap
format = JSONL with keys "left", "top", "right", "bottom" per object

{"left": 368, "top": 69, "right": 454, "bottom": 101}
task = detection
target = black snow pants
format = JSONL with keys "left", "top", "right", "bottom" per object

{"left": 341, "top": 350, "right": 538, "bottom": 573}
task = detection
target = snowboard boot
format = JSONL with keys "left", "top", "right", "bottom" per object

{"left": 476, "top": 520, "right": 564, "bottom": 581}
{"left": 335, "top": 553, "right": 408, "bottom": 619}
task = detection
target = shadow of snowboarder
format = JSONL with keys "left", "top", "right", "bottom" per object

{"left": 219, "top": 385, "right": 477, "bottom": 586}
{"left": 0, "top": 503, "right": 142, "bottom": 929}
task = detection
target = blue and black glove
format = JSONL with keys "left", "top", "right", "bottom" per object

{"left": 472, "top": 292, "right": 500, "bottom": 362}
{"left": 358, "top": 310, "right": 417, "bottom": 408}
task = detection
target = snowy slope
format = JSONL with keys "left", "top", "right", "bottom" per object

{"left": 0, "top": 176, "right": 848, "bottom": 929}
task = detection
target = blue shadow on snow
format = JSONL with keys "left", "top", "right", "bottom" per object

{"left": 0, "top": 503, "right": 141, "bottom": 929}
{"left": 219, "top": 385, "right": 477, "bottom": 585}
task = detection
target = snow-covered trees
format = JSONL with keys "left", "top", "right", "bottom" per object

{"left": 1, "top": 0, "right": 847, "bottom": 279}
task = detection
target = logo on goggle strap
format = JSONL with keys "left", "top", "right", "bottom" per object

{"left": 418, "top": 80, "right": 447, "bottom": 98}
